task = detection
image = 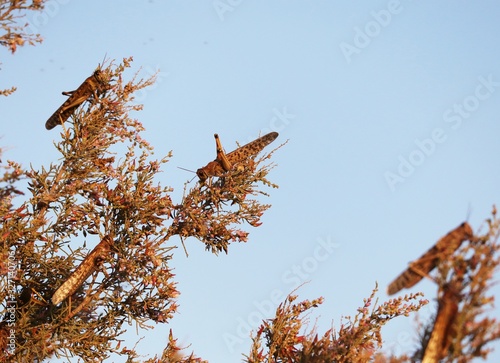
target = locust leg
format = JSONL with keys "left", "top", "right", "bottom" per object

{"left": 407, "top": 260, "right": 438, "bottom": 281}
{"left": 214, "top": 134, "right": 232, "bottom": 171}
{"left": 61, "top": 89, "right": 76, "bottom": 96}
{"left": 58, "top": 94, "right": 93, "bottom": 113}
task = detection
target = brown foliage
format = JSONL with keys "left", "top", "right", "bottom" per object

{"left": 1, "top": 6, "right": 499, "bottom": 360}
{"left": 168, "top": 141, "right": 281, "bottom": 255}
{"left": 0, "top": 57, "right": 281, "bottom": 361}
{"left": 413, "top": 208, "right": 500, "bottom": 363}
{"left": 245, "top": 287, "right": 427, "bottom": 363}
{"left": 0, "top": 58, "right": 177, "bottom": 361}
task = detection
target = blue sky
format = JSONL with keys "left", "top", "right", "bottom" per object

{"left": 2, "top": 1, "right": 500, "bottom": 362}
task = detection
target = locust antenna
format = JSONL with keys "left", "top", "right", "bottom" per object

{"left": 177, "top": 166, "right": 197, "bottom": 183}
{"left": 466, "top": 203, "right": 472, "bottom": 222}
{"left": 99, "top": 53, "right": 108, "bottom": 69}
{"left": 178, "top": 166, "right": 195, "bottom": 173}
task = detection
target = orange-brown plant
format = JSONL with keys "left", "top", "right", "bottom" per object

{"left": 245, "top": 287, "right": 427, "bottom": 363}
{"left": 412, "top": 208, "right": 500, "bottom": 362}
{"left": 1, "top": 6, "right": 500, "bottom": 362}
{"left": 0, "top": 56, "right": 282, "bottom": 361}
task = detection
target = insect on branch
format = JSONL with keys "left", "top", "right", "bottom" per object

{"left": 51, "top": 235, "right": 114, "bottom": 306}
{"left": 196, "top": 132, "right": 279, "bottom": 183}
{"left": 45, "top": 66, "right": 111, "bottom": 130}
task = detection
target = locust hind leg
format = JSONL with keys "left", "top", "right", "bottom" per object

{"left": 214, "top": 134, "right": 232, "bottom": 171}
{"left": 59, "top": 94, "right": 92, "bottom": 114}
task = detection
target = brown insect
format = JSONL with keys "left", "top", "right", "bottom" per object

{"left": 422, "top": 283, "right": 460, "bottom": 362}
{"left": 386, "top": 222, "right": 473, "bottom": 295}
{"left": 51, "top": 236, "right": 113, "bottom": 305}
{"left": 45, "top": 68, "right": 109, "bottom": 130}
{"left": 196, "top": 132, "right": 279, "bottom": 182}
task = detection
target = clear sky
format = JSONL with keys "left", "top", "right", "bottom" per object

{"left": 2, "top": 1, "right": 500, "bottom": 362}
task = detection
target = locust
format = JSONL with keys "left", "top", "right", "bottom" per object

{"left": 422, "top": 282, "right": 460, "bottom": 362}
{"left": 196, "top": 132, "right": 279, "bottom": 183}
{"left": 45, "top": 68, "right": 109, "bottom": 130}
{"left": 386, "top": 222, "right": 473, "bottom": 295}
{"left": 51, "top": 236, "right": 113, "bottom": 305}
